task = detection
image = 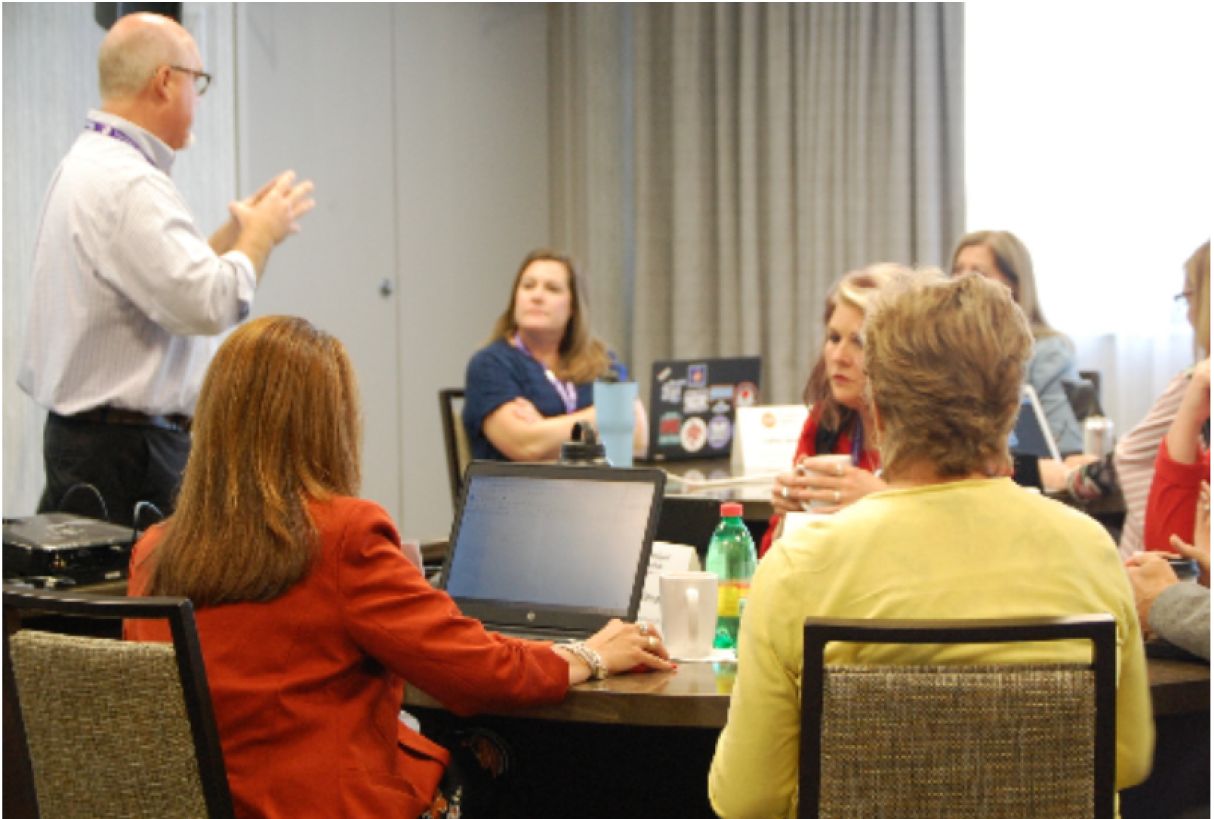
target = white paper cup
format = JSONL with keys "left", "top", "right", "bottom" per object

{"left": 659, "top": 571, "right": 718, "bottom": 660}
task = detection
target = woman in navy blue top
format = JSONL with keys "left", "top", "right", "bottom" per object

{"left": 458, "top": 249, "right": 645, "bottom": 461}
{"left": 463, "top": 249, "right": 645, "bottom": 461}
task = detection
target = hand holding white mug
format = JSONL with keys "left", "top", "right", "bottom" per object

{"left": 771, "top": 454, "right": 886, "bottom": 514}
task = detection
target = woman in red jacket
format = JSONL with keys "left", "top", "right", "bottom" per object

{"left": 760, "top": 264, "right": 907, "bottom": 556}
{"left": 125, "top": 315, "right": 671, "bottom": 819}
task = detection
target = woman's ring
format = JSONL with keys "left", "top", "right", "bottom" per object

{"left": 639, "top": 622, "right": 649, "bottom": 636}
{"left": 835, "top": 463, "right": 843, "bottom": 477}
{"left": 834, "top": 490, "right": 841, "bottom": 504}
{"left": 648, "top": 636, "right": 657, "bottom": 649}
{"left": 782, "top": 486, "right": 790, "bottom": 500}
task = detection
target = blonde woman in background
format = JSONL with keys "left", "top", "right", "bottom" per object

{"left": 463, "top": 249, "right": 646, "bottom": 462}
{"left": 761, "top": 264, "right": 908, "bottom": 556}
{"left": 952, "top": 230, "right": 1084, "bottom": 455}
{"left": 1069, "top": 240, "right": 1211, "bottom": 557}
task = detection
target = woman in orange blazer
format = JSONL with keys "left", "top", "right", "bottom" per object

{"left": 125, "top": 316, "right": 671, "bottom": 819}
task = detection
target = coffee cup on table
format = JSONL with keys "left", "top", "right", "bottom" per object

{"left": 659, "top": 571, "right": 718, "bottom": 660}
{"left": 797, "top": 454, "right": 852, "bottom": 509}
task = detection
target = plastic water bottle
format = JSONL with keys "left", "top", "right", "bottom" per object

{"left": 705, "top": 502, "right": 757, "bottom": 651}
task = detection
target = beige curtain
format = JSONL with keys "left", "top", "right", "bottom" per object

{"left": 552, "top": 3, "right": 964, "bottom": 405}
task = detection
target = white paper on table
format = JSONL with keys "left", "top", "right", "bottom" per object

{"left": 671, "top": 648, "right": 737, "bottom": 663}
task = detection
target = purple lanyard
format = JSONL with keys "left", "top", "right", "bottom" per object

{"left": 850, "top": 416, "right": 865, "bottom": 466}
{"left": 511, "top": 334, "right": 579, "bottom": 414}
{"left": 86, "top": 120, "right": 155, "bottom": 166}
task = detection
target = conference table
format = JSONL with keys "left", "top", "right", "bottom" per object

{"left": 406, "top": 654, "right": 1209, "bottom": 819}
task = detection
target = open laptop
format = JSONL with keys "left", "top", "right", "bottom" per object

{"left": 1009, "top": 384, "right": 1062, "bottom": 462}
{"left": 439, "top": 461, "right": 666, "bottom": 641}
{"left": 647, "top": 356, "right": 762, "bottom": 461}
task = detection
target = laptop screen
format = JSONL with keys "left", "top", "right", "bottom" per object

{"left": 1009, "top": 385, "right": 1061, "bottom": 462}
{"left": 442, "top": 463, "right": 665, "bottom": 635}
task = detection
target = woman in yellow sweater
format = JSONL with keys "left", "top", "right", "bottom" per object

{"left": 709, "top": 270, "right": 1154, "bottom": 818}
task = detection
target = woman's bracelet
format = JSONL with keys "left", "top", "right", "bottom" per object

{"left": 561, "top": 640, "right": 608, "bottom": 680}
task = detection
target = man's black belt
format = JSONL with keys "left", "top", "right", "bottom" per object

{"left": 59, "top": 407, "right": 192, "bottom": 434}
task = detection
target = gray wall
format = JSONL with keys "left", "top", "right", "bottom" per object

{"left": 237, "top": 3, "right": 550, "bottom": 535}
{"left": 2, "top": 4, "right": 551, "bottom": 539}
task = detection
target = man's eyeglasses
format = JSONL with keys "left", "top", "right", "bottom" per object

{"left": 1175, "top": 290, "right": 1194, "bottom": 304}
{"left": 169, "top": 65, "right": 211, "bottom": 96}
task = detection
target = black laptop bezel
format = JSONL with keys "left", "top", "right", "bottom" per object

{"left": 439, "top": 461, "right": 667, "bottom": 637}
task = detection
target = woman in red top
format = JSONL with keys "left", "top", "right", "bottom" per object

{"left": 125, "top": 316, "right": 671, "bottom": 819}
{"left": 1144, "top": 356, "right": 1210, "bottom": 554}
{"left": 760, "top": 265, "right": 907, "bottom": 556}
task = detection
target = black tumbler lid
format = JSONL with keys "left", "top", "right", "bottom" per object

{"left": 558, "top": 421, "right": 609, "bottom": 465}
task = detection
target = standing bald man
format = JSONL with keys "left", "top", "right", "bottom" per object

{"left": 18, "top": 12, "right": 315, "bottom": 527}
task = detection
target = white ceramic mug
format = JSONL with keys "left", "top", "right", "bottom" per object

{"left": 798, "top": 453, "right": 852, "bottom": 508}
{"left": 659, "top": 571, "right": 718, "bottom": 660}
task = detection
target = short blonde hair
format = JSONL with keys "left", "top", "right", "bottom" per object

{"left": 1185, "top": 240, "right": 1210, "bottom": 357}
{"left": 864, "top": 269, "right": 1034, "bottom": 480}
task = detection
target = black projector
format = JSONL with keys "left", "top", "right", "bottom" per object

{"left": 3, "top": 513, "right": 136, "bottom": 586}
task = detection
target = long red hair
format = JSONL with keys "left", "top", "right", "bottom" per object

{"left": 146, "top": 316, "right": 363, "bottom": 605}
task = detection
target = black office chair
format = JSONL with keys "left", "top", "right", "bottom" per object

{"left": 4, "top": 588, "right": 235, "bottom": 819}
{"left": 799, "top": 615, "right": 1116, "bottom": 819}
{"left": 439, "top": 388, "right": 470, "bottom": 504}
{"left": 1063, "top": 377, "right": 1104, "bottom": 423}
{"left": 1078, "top": 370, "right": 1102, "bottom": 402}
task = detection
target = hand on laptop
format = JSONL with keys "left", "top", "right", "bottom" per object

{"left": 555, "top": 619, "right": 674, "bottom": 685}
{"left": 589, "top": 619, "right": 673, "bottom": 675}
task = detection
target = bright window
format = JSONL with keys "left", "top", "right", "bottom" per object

{"left": 964, "top": 3, "right": 1212, "bottom": 431}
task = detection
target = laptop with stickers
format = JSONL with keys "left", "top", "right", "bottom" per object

{"left": 439, "top": 461, "right": 666, "bottom": 641}
{"left": 646, "top": 356, "right": 763, "bottom": 461}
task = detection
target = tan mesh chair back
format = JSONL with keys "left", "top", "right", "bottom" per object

{"left": 799, "top": 616, "right": 1116, "bottom": 819}
{"left": 439, "top": 388, "right": 470, "bottom": 502}
{"left": 3, "top": 589, "right": 234, "bottom": 819}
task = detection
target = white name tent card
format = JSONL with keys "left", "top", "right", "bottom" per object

{"left": 637, "top": 541, "right": 701, "bottom": 630}
{"left": 731, "top": 405, "right": 809, "bottom": 474}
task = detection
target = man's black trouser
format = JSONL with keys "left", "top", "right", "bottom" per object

{"left": 38, "top": 412, "right": 190, "bottom": 528}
